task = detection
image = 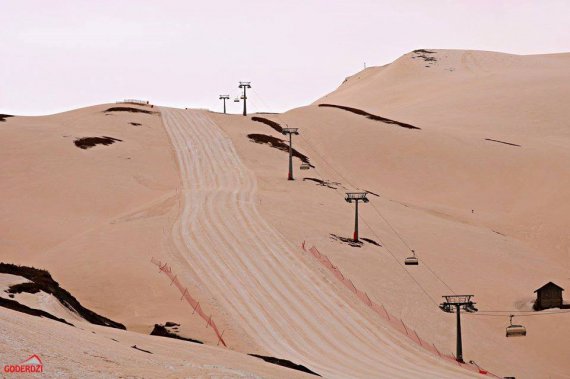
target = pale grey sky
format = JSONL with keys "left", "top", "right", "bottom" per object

{"left": 1, "top": 0, "right": 569, "bottom": 115}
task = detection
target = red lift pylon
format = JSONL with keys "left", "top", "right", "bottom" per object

{"left": 345, "top": 192, "right": 369, "bottom": 241}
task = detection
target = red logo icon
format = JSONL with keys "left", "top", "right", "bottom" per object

{"left": 3, "top": 354, "right": 43, "bottom": 374}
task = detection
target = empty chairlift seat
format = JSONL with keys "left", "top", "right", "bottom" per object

{"left": 405, "top": 256, "right": 418, "bottom": 265}
{"left": 506, "top": 315, "right": 526, "bottom": 337}
{"left": 300, "top": 162, "right": 310, "bottom": 170}
{"left": 404, "top": 250, "right": 419, "bottom": 266}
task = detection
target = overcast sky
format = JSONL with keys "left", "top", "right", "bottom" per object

{"left": 1, "top": 0, "right": 569, "bottom": 115}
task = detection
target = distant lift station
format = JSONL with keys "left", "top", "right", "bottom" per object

{"left": 281, "top": 128, "right": 299, "bottom": 180}
{"left": 219, "top": 95, "right": 230, "bottom": 114}
{"left": 345, "top": 192, "right": 369, "bottom": 242}
{"left": 238, "top": 82, "right": 251, "bottom": 116}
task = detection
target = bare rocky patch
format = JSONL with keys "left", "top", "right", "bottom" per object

{"left": 251, "top": 116, "right": 283, "bottom": 133}
{"left": 0, "top": 263, "right": 125, "bottom": 329}
{"left": 104, "top": 107, "right": 157, "bottom": 115}
{"left": 150, "top": 323, "right": 203, "bottom": 344}
{"left": 247, "top": 134, "right": 314, "bottom": 167}
{"left": 248, "top": 354, "right": 321, "bottom": 376}
{"left": 318, "top": 104, "right": 421, "bottom": 130}
{"left": 412, "top": 49, "right": 438, "bottom": 67}
{"left": 485, "top": 138, "right": 521, "bottom": 147}
{"left": 0, "top": 296, "right": 74, "bottom": 326}
{"left": 74, "top": 136, "right": 122, "bottom": 150}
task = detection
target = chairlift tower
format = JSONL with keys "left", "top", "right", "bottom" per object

{"left": 439, "top": 295, "right": 478, "bottom": 363}
{"left": 282, "top": 127, "right": 299, "bottom": 180}
{"left": 238, "top": 82, "right": 251, "bottom": 116}
{"left": 219, "top": 95, "right": 230, "bottom": 114}
{"left": 345, "top": 192, "right": 369, "bottom": 242}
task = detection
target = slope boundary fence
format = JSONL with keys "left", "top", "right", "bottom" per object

{"left": 301, "top": 242, "right": 500, "bottom": 377}
{"left": 150, "top": 257, "right": 227, "bottom": 347}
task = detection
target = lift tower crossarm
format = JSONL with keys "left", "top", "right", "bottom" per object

{"left": 439, "top": 295, "right": 478, "bottom": 363}
{"left": 345, "top": 192, "right": 369, "bottom": 242}
{"left": 238, "top": 82, "right": 251, "bottom": 116}
{"left": 281, "top": 128, "right": 299, "bottom": 180}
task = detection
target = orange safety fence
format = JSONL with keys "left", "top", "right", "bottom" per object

{"left": 302, "top": 243, "right": 501, "bottom": 377}
{"left": 150, "top": 257, "right": 227, "bottom": 347}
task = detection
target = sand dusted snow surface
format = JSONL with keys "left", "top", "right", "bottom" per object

{"left": 1, "top": 50, "right": 569, "bottom": 378}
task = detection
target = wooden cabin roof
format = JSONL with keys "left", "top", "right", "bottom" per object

{"left": 534, "top": 281, "right": 565, "bottom": 293}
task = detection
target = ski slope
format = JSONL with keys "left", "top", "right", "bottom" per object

{"left": 160, "top": 107, "right": 477, "bottom": 378}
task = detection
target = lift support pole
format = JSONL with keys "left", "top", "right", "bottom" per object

{"left": 439, "top": 295, "right": 478, "bottom": 363}
{"left": 281, "top": 128, "right": 299, "bottom": 180}
{"left": 344, "top": 193, "right": 369, "bottom": 242}
{"left": 238, "top": 82, "right": 251, "bottom": 116}
{"left": 219, "top": 95, "right": 230, "bottom": 114}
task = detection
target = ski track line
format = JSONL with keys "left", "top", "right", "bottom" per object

{"left": 160, "top": 108, "right": 476, "bottom": 379}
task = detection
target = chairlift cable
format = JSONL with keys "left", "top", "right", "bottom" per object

{"left": 466, "top": 310, "right": 570, "bottom": 317}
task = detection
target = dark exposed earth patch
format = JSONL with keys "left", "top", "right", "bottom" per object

{"left": 0, "top": 114, "right": 14, "bottom": 122}
{"left": 129, "top": 122, "right": 142, "bottom": 126}
{"left": 0, "top": 297, "right": 74, "bottom": 326}
{"left": 0, "top": 263, "right": 125, "bottom": 329}
{"left": 485, "top": 138, "right": 521, "bottom": 147}
{"left": 74, "top": 136, "right": 123, "bottom": 149}
{"left": 413, "top": 49, "right": 436, "bottom": 54}
{"left": 104, "top": 107, "right": 156, "bottom": 115}
{"left": 303, "top": 177, "right": 341, "bottom": 189}
{"left": 150, "top": 324, "right": 203, "bottom": 344}
{"left": 247, "top": 134, "right": 313, "bottom": 167}
{"left": 251, "top": 116, "right": 283, "bottom": 133}
{"left": 131, "top": 345, "right": 152, "bottom": 354}
{"left": 318, "top": 104, "right": 421, "bottom": 130}
{"left": 248, "top": 354, "right": 321, "bottom": 376}
{"left": 412, "top": 49, "right": 438, "bottom": 63}
{"left": 361, "top": 237, "right": 382, "bottom": 247}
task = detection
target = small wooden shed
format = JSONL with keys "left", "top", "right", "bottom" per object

{"left": 534, "top": 282, "right": 564, "bottom": 310}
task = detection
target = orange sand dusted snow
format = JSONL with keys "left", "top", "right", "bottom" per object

{"left": 1, "top": 50, "right": 569, "bottom": 378}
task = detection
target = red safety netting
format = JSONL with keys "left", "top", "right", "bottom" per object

{"left": 302, "top": 243, "right": 501, "bottom": 377}
{"left": 150, "top": 257, "right": 227, "bottom": 347}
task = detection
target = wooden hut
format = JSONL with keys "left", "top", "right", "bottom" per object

{"left": 534, "top": 282, "right": 564, "bottom": 310}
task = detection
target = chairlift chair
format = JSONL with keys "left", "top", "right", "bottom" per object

{"left": 404, "top": 250, "right": 419, "bottom": 266}
{"left": 300, "top": 162, "right": 310, "bottom": 170}
{"left": 506, "top": 315, "right": 526, "bottom": 337}
{"left": 233, "top": 96, "right": 240, "bottom": 103}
